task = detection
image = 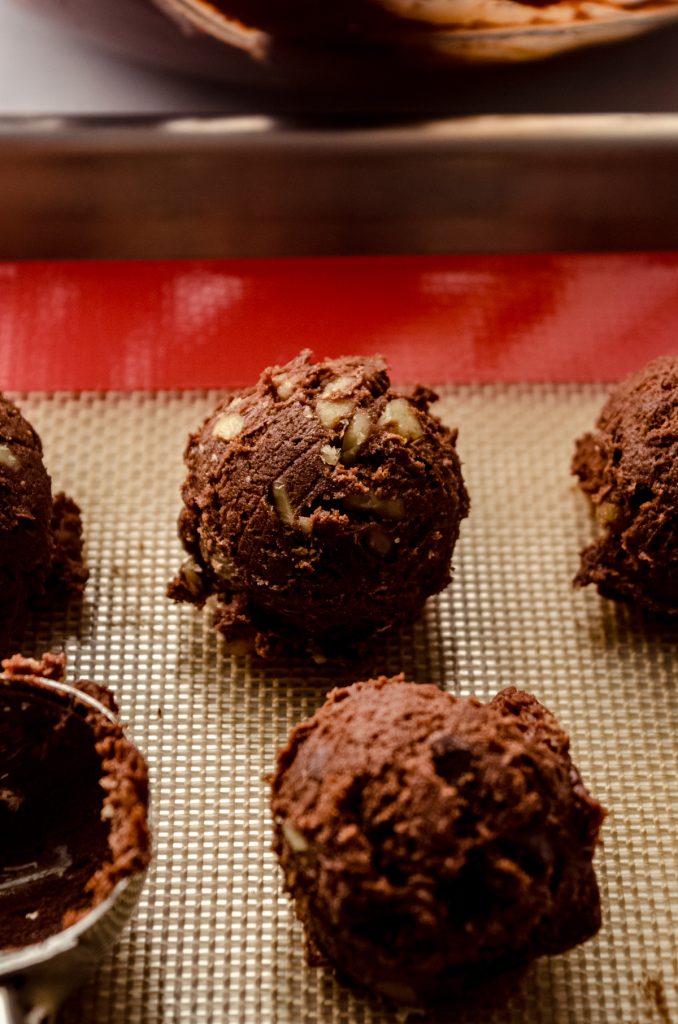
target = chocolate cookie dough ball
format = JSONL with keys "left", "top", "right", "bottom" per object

{"left": 0, "top": 395, "right": 87, "bottom": 651}
{"left": 0, "top": 653, "right": 151, "bottom": 951}
{"left": 169, "top": 352, "right": 469, "bottom": 658}
{"left": 573, "top": 355, "right": 678, "bottom": 615}
{"left": 271, "top": 678, "right": 605, "bottom": 1004}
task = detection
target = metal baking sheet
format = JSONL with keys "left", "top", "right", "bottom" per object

{"left": 2, "top": 114, "right": 678, "bottom": 258}
{"left": 13, "top": 382, "right": 677, "bottom": 1024}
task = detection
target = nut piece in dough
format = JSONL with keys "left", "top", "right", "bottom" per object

{"left": 0, "top": 445, "right": 19, "bottom": 470}
{"left": 378, "top": 398, "right": 423, "bottom": 441}
{"left": 341, "top": 409, "right": 373, "bottom": 464}
{"left": 316, "top": 397, "right": 355, "bottom": 429}
{"left": 212, "top": 411, "right": 245, "bottom": 441}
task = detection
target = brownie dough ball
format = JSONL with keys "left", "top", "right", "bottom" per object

{"left": 0, "top": 395, "right": 87, "bottom": 651}
{"left": 573, "top": 355, "right": 678, "bottom": 615}
{"left": 0, "top": 653, "right": 151, "bottom": 951}
{"left": 270, "top": 678, "right": 605, "bottom": 1004}
{"left": 169, "top": 352, "right": 469, "bottom": 658}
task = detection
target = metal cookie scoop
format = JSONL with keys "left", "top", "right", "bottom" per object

{"left": 0, "top": 659, "right": 151, "bottom": 1024}
{"left": 0, "top": 872, "right": 146, "bottom": 1024}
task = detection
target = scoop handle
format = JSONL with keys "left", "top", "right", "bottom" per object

{"left": 0, "top": 986, "right": 24, "bottom": 1024}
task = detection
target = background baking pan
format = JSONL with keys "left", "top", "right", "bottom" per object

{"left": 2, "top": 115, "right": 678, "bottom": 258}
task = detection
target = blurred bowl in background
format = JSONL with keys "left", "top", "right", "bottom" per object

{"left": 162, "top": 0, "right": 678, "bottom": 64}
{"left": 10, "top": 0, "right": 678, "bottom": 106}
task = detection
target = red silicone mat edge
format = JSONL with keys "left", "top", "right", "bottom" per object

{"left": 1, "top": 253, "right": 677, "bottom": 390}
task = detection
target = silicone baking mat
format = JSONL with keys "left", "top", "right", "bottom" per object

{"left": 3, "top": 254, "right": 677, "bottom": 1024}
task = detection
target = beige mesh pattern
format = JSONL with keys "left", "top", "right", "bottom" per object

{"left": 14, "top": 386, "right": 677, "bottom": 1024}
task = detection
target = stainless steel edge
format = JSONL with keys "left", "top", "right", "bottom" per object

{"left": 1, "top": 114, "right": 678, "bottom": 258}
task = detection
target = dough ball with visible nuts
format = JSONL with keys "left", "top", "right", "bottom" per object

{"left": 573, "top": 355, "right": 678, "bottom": 615}
{"left": 168, "top": 351, "right": 469, "bottom": 658}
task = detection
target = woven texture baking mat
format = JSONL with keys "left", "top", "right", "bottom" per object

{"left": 14, "top": 385, "right": 677, "bottom": 1024}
